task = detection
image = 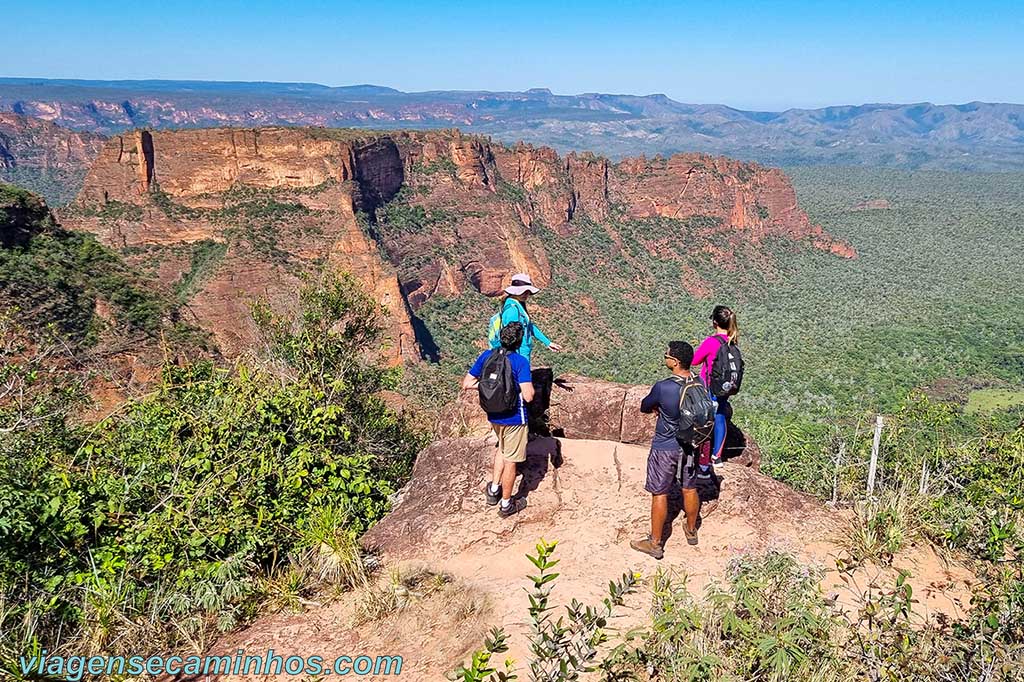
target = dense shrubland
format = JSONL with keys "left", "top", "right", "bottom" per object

{"left": 0, "top": 267, "right": 424, "bottom": 672}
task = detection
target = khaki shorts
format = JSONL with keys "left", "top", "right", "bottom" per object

{"left": 492, "top": 423, "right": 528, "bottom": 463}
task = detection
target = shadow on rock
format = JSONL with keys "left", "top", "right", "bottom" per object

{"left": 528, "top": 367, "right": 555, "bottom": 436}
{"left": 724, "top": 420, "right": 760, "bottom": 469}
{"left": 514, "top": 436, "right": 563, "bottom": 502}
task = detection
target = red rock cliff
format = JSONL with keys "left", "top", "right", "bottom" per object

{"left": 69, "top": 127, "right": 421, "bottom": 361}
{"left": 0, "top": 113, "right": 105, "bottom": 172}
{"left": 66, "top": 126, "right": 852, "bottom": 360}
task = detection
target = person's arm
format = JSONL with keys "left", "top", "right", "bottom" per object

{"left": 463, "top": 353, "right": 486, "bottom": 390}
{"left": 516, "top": 359, "right": 535, "bottom": 403}
{"left": 519, "top": 381, "right": 535, "bottom": 403}
{"left": 639, "top": 384, "right": 660, "bottom": 414}
{"left": 532, "top": 323, "right": 552, "bottom": 347}
{"left": 691, "top": 337, "right": 716, "bottom": 369}
{"left": 531, "top": 322, "right": 562, "bottom": 351}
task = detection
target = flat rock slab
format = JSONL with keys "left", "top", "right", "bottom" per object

{"left": 202, "top": 437, "right": 974, "bottom": 681}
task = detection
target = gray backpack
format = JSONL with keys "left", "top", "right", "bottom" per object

{"left": 669, "top": 375, "right": 716, "bottom": 446}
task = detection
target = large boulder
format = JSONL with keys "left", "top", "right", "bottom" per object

{"left": 438, "top": 369, "right": 657, "bottom": 444}
{"left": 435, "top": 369, "right": 760, "bottom": 465}
{"left": 545, "top": 373, "right": 655, "bottom": 443}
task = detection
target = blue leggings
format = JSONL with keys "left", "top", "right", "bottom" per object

{"left": 711, "top": 395, "right": 731, "bottom": 461}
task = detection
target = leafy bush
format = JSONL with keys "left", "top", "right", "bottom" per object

{"left": 0, "top": 274, "right": 425, "bottom": 668}
{"left": 606, "top": 550, "right": 1022, "bottom": 681}
{"left": 615, "top": 553, "right": 843, "bottom": 681}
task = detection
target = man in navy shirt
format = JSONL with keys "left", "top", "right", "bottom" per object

{"left": 462, "top": 322, "right": 534, "bottom": 518}
{"left": 631, "top": 341, "right": 702, "bottom": 559}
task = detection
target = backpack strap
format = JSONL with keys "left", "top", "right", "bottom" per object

{"left": 668, "top": 375, "right": 698, "bottom": 482}
{"left": 669, "top": 375, "right": 696, "bottom": 413}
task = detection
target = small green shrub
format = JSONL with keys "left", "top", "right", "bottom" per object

{"left": 454, "top": 540, "right": 637, "bottom": 681}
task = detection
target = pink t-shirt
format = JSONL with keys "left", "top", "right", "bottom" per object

{"left": 692, "top": 333, "right": 729, "bottom": 387}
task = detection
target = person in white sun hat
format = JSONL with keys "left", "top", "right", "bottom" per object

{"left": 486, "top": 272, "right": 563, "bottom": 363}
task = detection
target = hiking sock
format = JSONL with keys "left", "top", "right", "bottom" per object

{"left": 499, "top": 498, "right": 511, "bottom": 509}
{"left": 489, "top": 482, "right": 501, "bottom": 495}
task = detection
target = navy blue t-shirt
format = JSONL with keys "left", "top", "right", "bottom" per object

{"left": 640, "top": 376, "right": 685, "bottom": 450}
{"left": 469, "top": 349, "right": 532, "bottom": 425}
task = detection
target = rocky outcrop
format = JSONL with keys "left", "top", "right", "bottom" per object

{"left": 0, "top": 113, "right": 105, "bottom": 172}
{"left": 65, "top": 125, "right": 852, "bottom": 360}
{"left": 348, "top": 435, "right": 969, "bottom": 679}
{"left": 610, "top": 154, "right": 854, "bottom": 256}
{"left": 68, "top": 128, "right": 421, "bottom": 361}
{"left": 439, "top": 371, "right": 657, "bottom": 442}
{"left": 440, "top": 371, "right": 760, "bottom": 468}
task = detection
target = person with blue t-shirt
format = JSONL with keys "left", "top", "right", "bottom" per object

{"left": 488, "top": 273, "right": 563, "bottom": 362}
{"left": 462, "top": 322, "right": 534, "bottom": 518}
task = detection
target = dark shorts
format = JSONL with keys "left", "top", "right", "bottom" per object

{"left": 644, "top": 446, "right": 697, "bottom": 495}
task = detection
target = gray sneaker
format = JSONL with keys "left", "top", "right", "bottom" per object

{"left": 485, "top": 484, "right": 501, "bottom": 506}
{"left": 683, "top": 525, "right": 699, "bottom": 546}
{"left": 498, "top": 497, "right": 527, "bottom": 518}
{"left": 630, "top": 536, "right": 664, "bottom": 559}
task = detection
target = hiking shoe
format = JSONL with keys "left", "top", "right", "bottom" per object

{"left": 711, "top": 454, "right": 724, "bottom": 468}
{"left": 630, "top": 536, "right": 664, "bottom": 560}
{"left": 484, "top": 484, "right": 501, "bottom": 506}
{"left": 684, "top": 525, "right": 699, "bottom": 546}
{"left": 498, "top": 497, "right": 527, "bottom": 518}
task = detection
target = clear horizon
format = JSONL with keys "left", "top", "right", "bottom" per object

{"left": 2, "top": 76, "right": 1022, "bottom": 111}
{"left": 6, "top": 0, "right": 1024, "bottom": 110}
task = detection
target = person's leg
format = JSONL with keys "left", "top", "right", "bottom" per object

{"left": 680, "top": 445, "right": 701, "bottom": 545}
{"left": 682, "top": 489, "right": 700, "bottom": 532}
{"left": 711, "top": 395, "right": 727, "bottom": 464}
{"left": 649, "top": 494, "right": 669, "bottom": 545}
{"left": 484, "top": 425, "right": 504, "bottom": 504}
{"left": 631, "top": 448, "right": 676, "bottom": 559}
{"left": 499, "top": 458, "right": 518, "bottom": 503}
{"left": 498, "top": 424, "right": 528, "bottom": 516}
{"left": 490, "top": 427, "right": 504, "bottom": 489}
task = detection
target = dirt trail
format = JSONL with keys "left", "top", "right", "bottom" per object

{"left": 203, "top": 436, "right": 974, "bottom": 681}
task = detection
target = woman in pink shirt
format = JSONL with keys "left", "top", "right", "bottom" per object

{"left": 692, "top": 305, "right": 739, "bottom": 467}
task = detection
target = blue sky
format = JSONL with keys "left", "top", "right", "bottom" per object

{"left": 6, "top": 0, "right": 1023, "bottom": 109}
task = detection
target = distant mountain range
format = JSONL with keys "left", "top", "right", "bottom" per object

{"left": 2, "top": 78, "right": 1023, "bottom": 170}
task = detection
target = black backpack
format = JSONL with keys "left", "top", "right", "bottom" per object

{"left": 477, "top": 348, "right": 520, "bottom": 413}
{"left": 708, "top": 336, "right": 744, "bottom": 398}
{"left": 670, "top": 375, "right": 716, "bottom": 446}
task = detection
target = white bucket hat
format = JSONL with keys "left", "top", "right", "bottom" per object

{"left": 504, "top": 272, "right": 541, "bottom": 296}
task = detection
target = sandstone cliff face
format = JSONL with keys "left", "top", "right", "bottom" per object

{"left": 0, "top": 113, "right": 105, "bottom": 172}
{"left": 66, "top": 125, "right": 852, "bottom": 360}
{"left": 68, "top": 127, "right": 420, "bottom": 361}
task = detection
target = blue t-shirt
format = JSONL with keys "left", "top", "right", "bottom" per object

{"left": 469, "top": 349, "right": 532, "bottom": 425}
